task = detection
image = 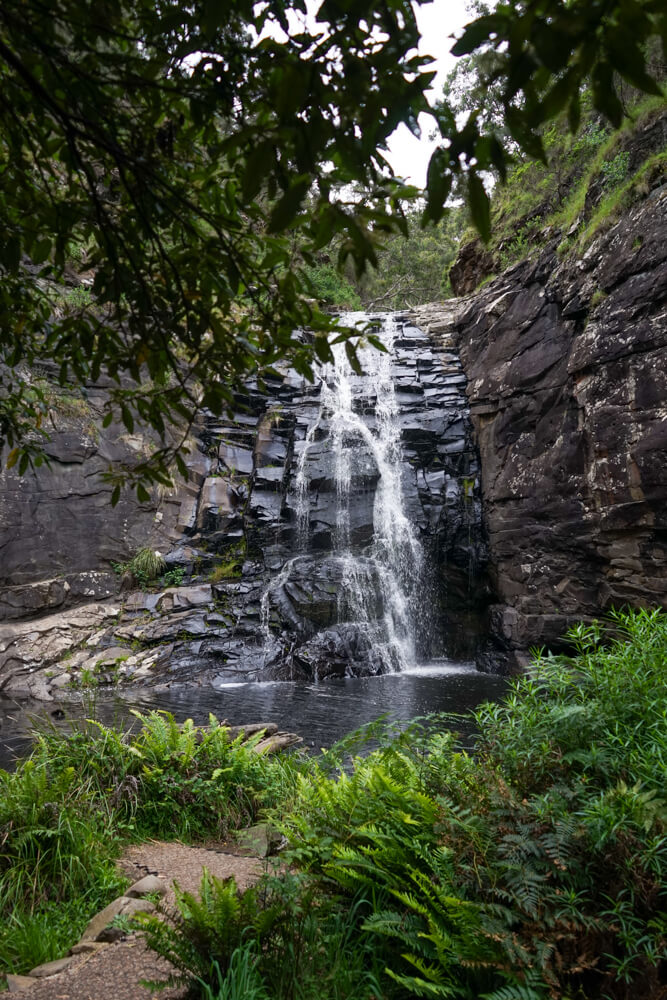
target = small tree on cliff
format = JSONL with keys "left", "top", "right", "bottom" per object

{"left": 0, "top": 0, "right": 663, "bottom": 497}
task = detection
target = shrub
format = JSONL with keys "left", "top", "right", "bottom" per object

{"left": 601, "top": 150, "right": 631, "bottom": 188}
{"left": 162, "top": 566, "right": 186, "bottom": 587}
{"left": 29, "top": 710, "right": 300, "bottom": 841}
{"left": 0, "top": 761, "right": 121, "bottom": 915}
{"left": 0, "top": 760, "right": 126, "bottom": 974}
{"left": 304, "top": 263, "right": 362, "bottom": 309}
{"left": 129, "top": 546, "right": 166, "bottom": 584}
{"left": 138, "top": 870, "right": 386, "bottom": 1000}
{"left": 113, "top": 546, "right": 166, "bottom": 589}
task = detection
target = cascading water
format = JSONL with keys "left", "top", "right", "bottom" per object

{"left": 262, "top": 313, "right": 426, "bottom": 673}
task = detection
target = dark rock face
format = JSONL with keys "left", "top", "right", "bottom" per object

{"left": 0, "top": 390, "right": 186, "bottom": 620}
{"left": 414, "top": 184, "right": 667, "bottom": 668}
{"left": 449, "top": 239, "right": 495, "bottom": 297}
{"left": 164, "top": 315, "right": 489, "bottom": 684}
{"left": 0, "top": 315, "right": 490, "bottom": 696}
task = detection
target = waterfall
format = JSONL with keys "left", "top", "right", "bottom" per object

{"left": 263, "top": 313, "right": 425, "bottom": 673}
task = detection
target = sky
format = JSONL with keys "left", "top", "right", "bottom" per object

{"left": 385, "top": 0, "right": 471, "bottom": 185}
{"left": 260, "top": 0, "right": 472, "bottom": 188}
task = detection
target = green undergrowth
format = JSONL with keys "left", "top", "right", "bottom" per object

{"left": 571, "top": 149, "right": 667, "bottom": 252}
{"left": 208, "top": 540, "right": 247, "bottom": 583}
{"left": 0, "top": 712, "right": 301, "bottom": 979}
{"left": 137, "top": 608, "right": 666, "bottom": 1000}
{"left": 112, "top": 554, "right": 186, "bottom": 591}
{"left": 304, "top": 261, "right": 362, "bottom": 309}
{"left": 1, "top": 608, "right": 665, "bottom": 996}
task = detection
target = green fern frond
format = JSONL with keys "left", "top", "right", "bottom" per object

{"left": 480, "top": 984, "right": 546, "bottom": 1000}
{"left": 385, "top": 967, "right": 458, "bottom": 997}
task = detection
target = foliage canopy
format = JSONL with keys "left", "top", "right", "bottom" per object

{"left": 0, "top": 0, "right": 664, "bottom": 494}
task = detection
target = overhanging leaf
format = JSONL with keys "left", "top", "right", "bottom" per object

{"left": 468, "top": 172, "right": 490, "bottom": 243}
{"left": 268, "top": 180, "right": 310, "bottom": 233}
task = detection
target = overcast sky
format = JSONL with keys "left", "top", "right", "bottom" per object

{"left": 261, "top": 0, "right": 472, "bottom": 187}
{"left": 385, "top": 0, "right": 470, "bottom": 185}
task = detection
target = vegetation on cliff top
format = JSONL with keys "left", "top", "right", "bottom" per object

{"left": 474, "top": 91, "right": 667, "bottom": 280}
{"left": 1, "top": 608, "right": 665, "bottom": 996}
{"left": 306, "top": 207, "right": 468, "bottom": 312}
{"left": 319, "top": 89, "right": 667, "bottom": 310}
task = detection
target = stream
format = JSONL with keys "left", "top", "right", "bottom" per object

{"left": 0, "top": 661, "right": 506, "bottom": 769}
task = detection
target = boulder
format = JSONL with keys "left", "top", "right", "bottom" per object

{"left": 28, "top": 956, "right": 75, "bottom": 977}
{"left": 6, "top": 973, "right": 35, "bottom": 993}
{"left": 6, "top": 974, "right": 39, "bottom": 991}
{"left": 235, "top": 823, "right": 284, "bottom": 857}
{"left": 125, "top": 874, "right": 168, "bottom": 898}
{"left": 80, "top": 895, "right": 155, "bottom": 942}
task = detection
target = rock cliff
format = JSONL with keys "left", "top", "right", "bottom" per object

{"left": 413, "top": 181, "right": 667, "bottom": 668}
{"left": 0, "top": 317, "right": 489, "bottom": 697}
{"left": 2, "top": 164, "right": 664, "bottom": 691}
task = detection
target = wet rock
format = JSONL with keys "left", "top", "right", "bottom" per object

{"left": 219, "top": 444, "right": 254, "bottom": 474}
{"left": 285, "top": 624, "right": 382, "bottom": 680}
{"left": 198, "top": 478, "right": 237, "bottom": 532}
{"left": 155, "top": 585, "right": 213, "bottom": 612}
{"left": 254, "top": 466, "right": 285, "bottom": 489}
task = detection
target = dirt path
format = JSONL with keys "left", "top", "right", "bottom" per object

{"left": 7, "top": 842, "right": 265, "bottom": 999}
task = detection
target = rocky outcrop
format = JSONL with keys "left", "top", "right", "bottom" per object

{"left": 449, "top": 239, "right": 496, "bottom": 297}
{"left": 0, "top": 381, "right": 199, "bottom": 617}
{"left": 0, "top": 316, "right": 489, "bottom": 695}
{"left": 413, "top": 181, "right": 667, "bottom": 668}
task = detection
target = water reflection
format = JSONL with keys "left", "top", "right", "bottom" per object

{"left": 0, "top": 660, "right": 507, "bottom": 770}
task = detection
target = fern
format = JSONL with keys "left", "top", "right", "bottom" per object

{"left": 481, "top": 986, "right": 546, "bottom": 1000}
{"left": 136, "top": 871, "right": 269, "bottom": 989}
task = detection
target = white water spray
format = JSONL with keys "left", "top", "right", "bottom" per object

{"left": 288, "top": 313, "right": 424, "bottom": 670}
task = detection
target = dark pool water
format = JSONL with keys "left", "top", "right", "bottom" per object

{"left": 0, "top": 659, "right": 507, "bottom": 770}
